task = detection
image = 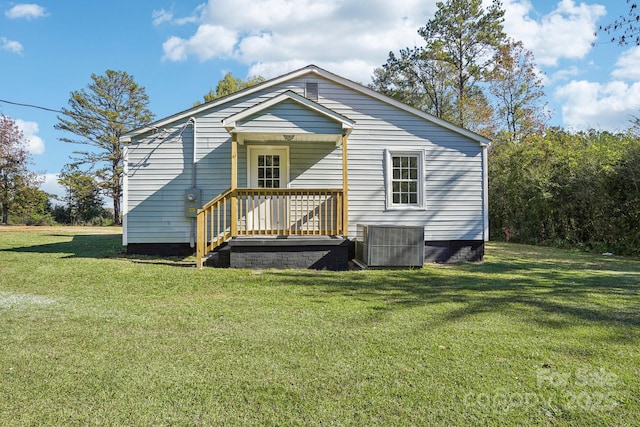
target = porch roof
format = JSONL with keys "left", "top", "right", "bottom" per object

{"left": 222, "top": 90, "right": 355, "bottom": 145}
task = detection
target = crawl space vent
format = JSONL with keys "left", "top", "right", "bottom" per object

{"left": 356, "top": 224, "right": 424, "bottom": 267}
{"left": 305, "top": 82, "right": 319, "bottom": 101}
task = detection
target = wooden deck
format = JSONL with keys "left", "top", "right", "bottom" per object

{"left": 196, "top": 188, "right": 346, "bottom": 268}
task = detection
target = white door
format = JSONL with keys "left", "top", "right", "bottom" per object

{"left": 247, "top": 147, "right": 289, "bottom": 232}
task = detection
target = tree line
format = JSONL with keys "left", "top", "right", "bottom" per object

{"left": 2, "top": 0, "right": 638, "bottom": 254}
{"left": 0, "top": 115, "right": 113, "bottom": 226}
{"left": 490, "top": 128, "right": 640, "bottom": 254}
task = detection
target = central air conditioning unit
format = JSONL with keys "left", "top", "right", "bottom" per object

{"left": 355, "top": 224, "right": 424, "bottom": 267}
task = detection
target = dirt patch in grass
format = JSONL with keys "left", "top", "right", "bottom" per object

{"left": 0, "top": 292, "right": 58, "bottom": 309}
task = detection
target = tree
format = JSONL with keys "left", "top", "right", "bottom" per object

{"left": 372, "top": 0, "right": 505, "bottom": 135}
{"left": 0, "top": 114, "right": 41, "bottom": 225}
{"left": 194, "top": 72, "right": 265, "bottom": 106}
{"left": 489, "top": 127, "right": 640, "bottom": 254}
{"left": 12, "top": 186, "right": 53, "bottom": 225}
{"left": 598, "top": 1, "right": 640, "bottom": 45}
{"left": 58, "top": 165, "right": 106, "bottom": 224}
{"left": 372, "top": 46, "right": 457, "bottom": 121}
{"left": 418, "top": 0, "right": 506, "bottom": 129}
{"left": 56, "top": 70, "right": 154, "bottom": 225}
{"left": 488, "top": 39, "right": 550, "bottom": 142}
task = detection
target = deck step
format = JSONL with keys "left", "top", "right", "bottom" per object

{"left": 201, "top": 236, "right": 350, "bottom": 270}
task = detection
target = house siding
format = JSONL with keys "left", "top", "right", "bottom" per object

{"left": 124, "top": 72, "right": 485, "bottom": 246}
{"left": 301, "top": 76, "right": 485, "bottom": 241}
{"left": 237, "top": 99, "right": 344, "bottom": 135}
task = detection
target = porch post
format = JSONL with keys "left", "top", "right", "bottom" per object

{"left": 342, "top": 133, "right": 349, "bottom": 236}
{"left": 196, "top": 211, "right": 205, "bottom": 268}
{"left": 230, "top": 134, "right": 238, "bottom": 236}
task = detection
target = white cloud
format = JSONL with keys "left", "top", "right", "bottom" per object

{"left": 248, "top": 59, "right": 379, "bottom": 85}
{"left": 502, "top": 0, "right": 606, "bottom": 67}
{"left": 175, "top": 16, "right": 199, "bottom": 25}
{"left": 200, "top": 0, "right": 340, "bottom": 30}
{"left": 546, "top": 66, "right": 580, "bottom": 84}
{"left": 162, "top": 24, "right": 237, "bottom": 62}
{"left": 611, "top": 46, "right": 640, "bottom": 80}
{"left": 157, "top": 0, "right": 609, "bottom": 84}
{"left": 555, "top": 80, "right": 640, "bottom": 131}
{"left": 5, "top": 4, "right": 48, "bottom": 20}
{"left": 152, "top": 9, "right": 173, "bottom": 26}
{"left": 15, "top": 119, "right": 45, "bottom": 155}
{"left": 161, "top": 37, "right": 187, "bottom": 62}
{"left": 156, "top": 0, "right": 625, "bottom": 129}
{"left": 0, "top": 37, "right": 23, "bottom": 54}
{"left": 159, "top": 0, "right": 434, "bottom": 82}
{"left": 152, "top": 6, "right": 202, "bottom": 26}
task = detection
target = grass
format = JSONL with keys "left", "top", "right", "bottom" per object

{"left": 0, "top": 227, "right": 639, "bottom": 426}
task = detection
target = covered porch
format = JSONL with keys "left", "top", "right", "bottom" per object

{"left": 196, "top": 90, "right": 354, "bottom": 268}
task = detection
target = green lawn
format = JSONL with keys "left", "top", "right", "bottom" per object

{"left": 0, "top": 227, "right": 638, "bottom": 426}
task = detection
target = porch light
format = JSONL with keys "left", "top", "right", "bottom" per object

{"left": 283, "top": 134, "right": 295, "bottom": 141}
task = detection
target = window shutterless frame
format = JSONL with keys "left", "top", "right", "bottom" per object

{"left": 384, "top": 148, "right": 426, "bottom": 210}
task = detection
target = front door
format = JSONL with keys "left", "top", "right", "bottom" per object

{"left": 247, "top": 146, "right": 289, "bottom": 232}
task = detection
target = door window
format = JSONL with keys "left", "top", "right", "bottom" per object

{"left": 257, "top": 154, "right": 281, "bottom": 188}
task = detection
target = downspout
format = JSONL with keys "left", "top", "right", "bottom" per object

{"left": 122, "top": 144, "right": 129, "bottom": 247}
{"left": 189, "top": 117, "right": 197, "bottom": 248}
{"left": 482, "top": 144, "right": 489, "bottom": 242}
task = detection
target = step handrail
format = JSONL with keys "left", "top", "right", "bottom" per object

{"left": 196, "top": 188, "right": 235, "bottom": 268}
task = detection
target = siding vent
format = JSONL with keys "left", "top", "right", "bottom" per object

{"left": 305, "top": 82, "right": 319, "bottom": 101}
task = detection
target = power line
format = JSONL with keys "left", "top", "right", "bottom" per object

{"left": 0, "top": 98, "right": 63, "bottom": 114}
{"left": 0, "top": 98, "right": 145, "bottom": 129}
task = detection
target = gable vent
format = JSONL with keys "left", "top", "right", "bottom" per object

{"left": 305, "top": 82, "right": 319, "bottom": 101}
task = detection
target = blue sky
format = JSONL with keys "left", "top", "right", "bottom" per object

{"left": 0, "top": 0, "right": 636, "bottom": 200}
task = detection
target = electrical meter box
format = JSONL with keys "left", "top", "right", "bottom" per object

{"left": 184, "top": 189, "right": 202, "bottom": 218}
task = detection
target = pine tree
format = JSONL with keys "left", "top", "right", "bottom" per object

{"left": 56, "top": 70, "right": 154, "bottom": 225}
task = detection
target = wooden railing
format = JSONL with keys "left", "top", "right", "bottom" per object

{"left": 196, "top": 188, "right": 234, "bottom": 266}
{"left": 197, "top": 188, "right": 345, "bottom": 267}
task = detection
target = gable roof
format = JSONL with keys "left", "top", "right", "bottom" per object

{"left": 221, "top": 90, "right": 354, "bottom": 145}
{"left": 121, "top": 64, "right": 490, "bottom": 147}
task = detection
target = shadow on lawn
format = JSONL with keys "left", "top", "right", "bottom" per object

{"left": 2, "top": 233, "right": 195, "bottom": 266}
{"left": 6, "top": 234, "right": 639, "bottom": 330}
{"left": 2, "top": 234, "right": 124, "bottom": 259}
{"left": 270, "top": 255, "right": 640, "bottom": 329}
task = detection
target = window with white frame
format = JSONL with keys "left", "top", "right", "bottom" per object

{"left": 385, "top": 149, "right": 425, "bottom": 209}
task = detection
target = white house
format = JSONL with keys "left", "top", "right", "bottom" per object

{"left": 120, "top": 65, "right": 490, "bottom": 269}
